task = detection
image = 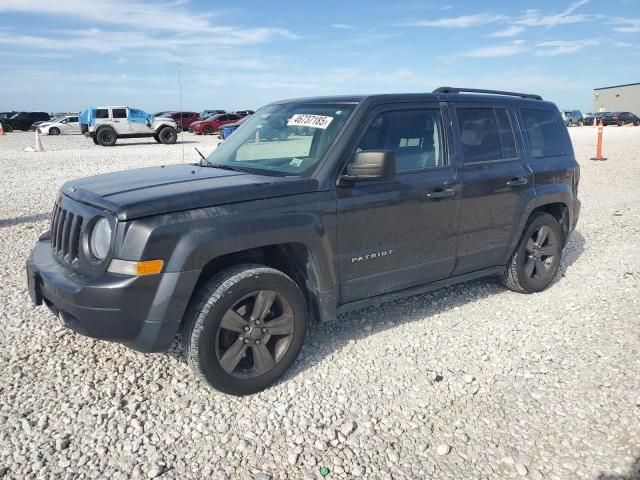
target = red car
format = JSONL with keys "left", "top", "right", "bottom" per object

{"left": 159, "top": 111, "right": 199, "bottom": 131}
{"left": 189, "top": 113, "right": 241, "bottom": 135}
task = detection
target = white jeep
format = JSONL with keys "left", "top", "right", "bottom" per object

{"left": 80, "top": 106, "right": 178, "bottom": 146}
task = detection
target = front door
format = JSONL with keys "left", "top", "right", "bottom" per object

{"left": 449, "top": 104, "right": 533, "bottom": 275}
{"left": 336, "top": 104, "right": 461, "bottom": 303}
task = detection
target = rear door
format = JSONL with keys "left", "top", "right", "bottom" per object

{"left": 336, "top": 103, "right": 461, "bottom": 303}
{"left": 110, "top": 107, "right": 131, "bottom": 134}
{"left": 450, "top": 103, "right": 533, "bottom": 275}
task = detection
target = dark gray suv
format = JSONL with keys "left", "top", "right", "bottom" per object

{"left": 27, "top": 87, "right": 581, "bottom": 395}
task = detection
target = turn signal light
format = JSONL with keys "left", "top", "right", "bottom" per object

{"left": 108, "top": 259, "right": 164, "bottom": 276}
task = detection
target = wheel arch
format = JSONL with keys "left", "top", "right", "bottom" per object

{"left": 186, "top": 242, "right": 329, "bottom": 328}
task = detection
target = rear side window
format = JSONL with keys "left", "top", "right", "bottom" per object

{"left": 112, "top": 108, "right": 127, "bottom": 119}
{"left": 356, "top": 109, "right": 446, "bottom": 173}
{"left": 456, "top": 107, "right": 517, "bottom": 163}
{"left": 96, "top": 109, "right": 109, "bottom": 119}
{"left": 520, "top": 109, "right": 565, "bottom": 158}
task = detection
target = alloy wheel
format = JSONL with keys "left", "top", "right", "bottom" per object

{"left": 215, "top": 290, "right": 295, "bottom": 378}
{"left": 523, "top": 225, "right": 558, "bottom": 281}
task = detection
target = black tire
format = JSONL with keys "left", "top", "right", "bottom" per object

{"left": 577, "top": 120, "right": 583, "bottom": 126}
{"left": 158, "top": 126, "right": 177, "bottom": 144}
{"left": 500, "top": 212, "right": 563, "bottom": 294}
{"left": 183, "top": 264, "right": 307, "bottom": 395}
{"left": 92, "top": 136, "right": 99, "bottom": 145}
{"left": 96, "top": 127, "right": 117, "bottom": 146}
{"left": 49, "top": 127, "right": 60, "bottom": 135}
{"left": 203, "top": 126, "right": 213, "bottom": 135}
{"left": 618, "top": 121, "right": 624, "bottom": 127}
{"left": 4, "top": 123, "right": 13, "bottom": 133}
{"left": 153, "top": 134, "right": 161, "bottom": 143}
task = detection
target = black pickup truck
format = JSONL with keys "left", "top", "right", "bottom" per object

{"left": 27, "top": 88, "right": 581, "bottom": 395}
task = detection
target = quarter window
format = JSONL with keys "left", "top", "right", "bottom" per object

{"left": 457, "top": 107, "right": 517, "bottom": 163}
{"left": 520, "top": 109, "right": 565, "bottom": 157}
{"left": 356, "top": 109, "right": 447, "bottom": 173}
{"left": 112, "top": 108, "right": 127, "bottom": 119}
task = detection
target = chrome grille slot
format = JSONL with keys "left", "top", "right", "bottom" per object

{"left": 61, "top": 212, "right": 74, "bottom": 256}
{"left": 55, "top": 209, "right": 67, "bottom": 253}
{"left": 69, "top": 216, "right": 83, "bottom": 261}
{"left": 51, "top": 204, "right": 61, "bottom": 250}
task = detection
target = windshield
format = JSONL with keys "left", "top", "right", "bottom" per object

{"left": 10, "top": 112, "right": 23, "bottom": 119}
{"left": 204, "top": 103, "right": 356, "bottom": 177}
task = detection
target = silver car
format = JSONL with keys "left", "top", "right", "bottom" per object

{"left": 39, "top": 115, "right": 81, "bottom": 135}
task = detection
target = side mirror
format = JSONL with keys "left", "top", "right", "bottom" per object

{"left": 339, "top": 150, "right": 395, "bottom": 185}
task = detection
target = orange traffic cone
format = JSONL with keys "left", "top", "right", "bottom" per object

{"left": 35, "top": 129, "right": 44, "bottom": 152}
{"left": 0, "top": 122, "right": 5, "bottom": 135}
{"left": 590, "top": 119, "right": 607, "bottom": 161}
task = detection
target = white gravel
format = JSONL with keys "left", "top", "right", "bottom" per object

{"left": 1, "top": 128, "right": 639, "bottom": 479}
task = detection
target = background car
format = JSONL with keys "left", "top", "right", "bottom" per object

{"left": 39, "top": 115, "right": 81, "bottom": 135}
{"left": 199, "top": 109, "right": 226, "bottom": 119}
{"left": 158, "top": 111, "right": 200, "bottom": 131}
{"left": 600, "top": 111, "right": 640, "bottom": 126}
{"left": 234, "top": 110, "right": 255, "bottom": 117}
{"left": 0, "top": 112, "right": 50, "bottom": 132}
{"left": 31, "top": 114, "right": 66, "bottom": 131}
{"left": 189, "top": 113, "right": 241, "bottom": 135}
{"left": 0, "top": 111, "right": 18, "bottom": 120}
{"left": 219, "top": 115, "right": 250, "bottom": 139}
{"left": 583, "top": 112, "right": 606, "bottom": 126}
{"left": 153, "top": 111, "right": 172, "bottom": 118}
{"left": 562, "top": 110, "right": 583, "bottom": 126}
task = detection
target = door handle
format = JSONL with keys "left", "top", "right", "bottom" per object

{"left": 506, "top": 177, "right": 528, "bottom": 187}
{"left": 427, "top": 188, "right": 456, "bottom": 199}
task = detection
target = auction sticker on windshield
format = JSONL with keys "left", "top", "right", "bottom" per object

{"left": 287, "top": 114, "right": 333, "bottom": 130}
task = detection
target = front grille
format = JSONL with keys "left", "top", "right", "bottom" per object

{"left": 51, "top": 203, "right": 83, "bottom": 264}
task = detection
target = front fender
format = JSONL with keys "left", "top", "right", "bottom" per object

{"left": 116, "top": 193, "right": 339, "bottom": 315}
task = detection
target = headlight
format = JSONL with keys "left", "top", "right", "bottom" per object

{"left": 90, "top": 217, "right": 112, "bottom": 260}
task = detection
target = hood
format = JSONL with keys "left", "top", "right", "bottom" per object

{"left": 61, "top": 164, "right": 318, "bottom": 221}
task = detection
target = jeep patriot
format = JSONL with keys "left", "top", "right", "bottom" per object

{"left": 27, "top": 87, "right": 581, "bottom": 395}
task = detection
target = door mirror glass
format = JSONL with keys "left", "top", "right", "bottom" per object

{"left": 342, "top": 150, "right": 395, "bottom": 184}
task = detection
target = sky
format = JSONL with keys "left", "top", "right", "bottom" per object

{"left": 0, "top": 0, "right": 638, "bottom": 113}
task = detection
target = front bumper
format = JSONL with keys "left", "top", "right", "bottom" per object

{"left": 26, "top": 238, "right": 200, "bottom": 352}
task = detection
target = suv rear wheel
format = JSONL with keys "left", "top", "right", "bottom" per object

{"left": 183, "top": 265, "right": 307, "bottom": 395}
{"left": 500, "top": 212, "right": 563, "bottom": 294}
{"left": 96, "top": 127, "right": 117, "bottom": 146}
{"left": 158, "top": 126, "right": 177, "bottom": 144}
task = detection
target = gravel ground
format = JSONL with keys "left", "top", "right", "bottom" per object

{"left": 1, "top": 128, "right": 639, "bottom": 480}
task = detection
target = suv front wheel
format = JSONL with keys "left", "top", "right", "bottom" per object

{"left": 183, "top": 265, "right": 307, "bottom": 395}
{"left": 501, "top": 212, "right": 563, "bottom": 293}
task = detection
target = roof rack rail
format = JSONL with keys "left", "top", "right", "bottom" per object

{"left": 433, "top": 86, "right": 543, "bottom": 101}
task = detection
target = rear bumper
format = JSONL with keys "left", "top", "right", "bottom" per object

{"left": 26, "top": 238, "right": 200, "bottom": 352}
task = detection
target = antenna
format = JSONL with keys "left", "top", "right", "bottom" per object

{"left": 178, "top": 62, "right": 185, "bottom": 163}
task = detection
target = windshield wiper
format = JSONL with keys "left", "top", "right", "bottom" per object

{"left": 207, "top": 163, "right": 256, "bottom": 174}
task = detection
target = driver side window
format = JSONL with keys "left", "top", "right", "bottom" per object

{"left": 356, "top": 109, "right": 446, "bottom": 173}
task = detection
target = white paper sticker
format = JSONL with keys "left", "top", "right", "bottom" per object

{"left": 287, "top": 114, "right": 334, "bottom": 130}
{"left": 290, "top": 158, "right": 303, "bottom": 167}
